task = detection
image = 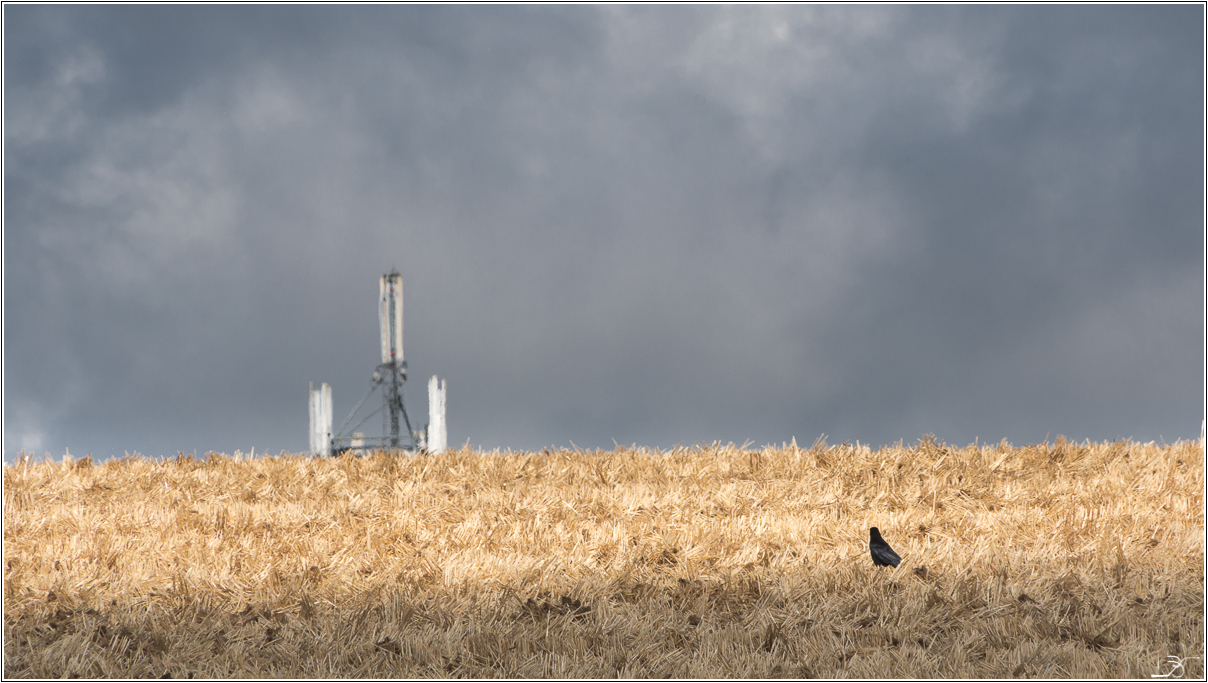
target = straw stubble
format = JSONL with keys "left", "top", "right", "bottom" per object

{"left": 3, "top": 436, "right": 1203, "bottom": 677}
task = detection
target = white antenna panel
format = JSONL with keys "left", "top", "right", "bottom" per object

{"left": 309, "top": 381, "right": 332, "bottom": 457}
{"left": 428, "top": 375, "right": 447, "bottom": 454}
{"left": 379, "top": 271, "right": 404, "bottom": 365}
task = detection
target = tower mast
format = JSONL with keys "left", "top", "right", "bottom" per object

{"left": 379, "top": 269, "right": 413, "bottom": 449}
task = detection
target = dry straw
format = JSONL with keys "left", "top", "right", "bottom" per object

{"left": 3, "top": 436, "right": 1204, "bottom": 677}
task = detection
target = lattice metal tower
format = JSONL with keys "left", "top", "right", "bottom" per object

{"left": 376, "top": 270, "right": 412, "bottom": 448}
{"left": 313, "top": 270, "right": 415, "bottom": 454}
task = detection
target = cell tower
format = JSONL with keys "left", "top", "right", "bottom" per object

{"left": 376, "top": 270, "right": 411, "bottom": 449}
{"left": 309, "top": 269, "right": 447, "bottom": 456}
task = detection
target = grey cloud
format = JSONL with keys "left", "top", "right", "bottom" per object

{"left": 4, "top": 5, "right": 1202, "bottom": 461}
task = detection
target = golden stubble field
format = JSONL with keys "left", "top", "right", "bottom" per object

{"left": 3, "top": 437, "right": 1204, "bottom": 678}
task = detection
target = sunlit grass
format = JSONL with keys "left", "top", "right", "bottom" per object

{"left": 3, "top": 436, "right": 1203, "bottom": 677}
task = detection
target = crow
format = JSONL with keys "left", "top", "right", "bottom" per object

{"left": 869, "top": 527, "right": 901, "bottom": 568}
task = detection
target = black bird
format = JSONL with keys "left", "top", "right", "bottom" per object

{"left": 869, "top": 527, "right": 901, "bottom": 568}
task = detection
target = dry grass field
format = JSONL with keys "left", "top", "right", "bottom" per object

{"left": 3, "top": 437, "right": 1204, "bottom": 678}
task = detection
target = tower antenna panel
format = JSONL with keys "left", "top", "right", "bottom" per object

{"left": 309, "top": 381, "right": 332, "bottom": 457}
{"left": 379, "top": 271, "right": 404, "bottom": 365}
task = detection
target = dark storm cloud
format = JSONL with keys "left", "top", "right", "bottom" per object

{"left": 3, "top": 5, "right": 1203, "bottom": 461}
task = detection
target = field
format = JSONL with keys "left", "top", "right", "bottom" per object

{"left": 3, "top": 437, "right": 1204, "bottom": 678}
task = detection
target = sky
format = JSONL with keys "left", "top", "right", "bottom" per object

{"left": 3, "top": 5, "right": 1204, "bottom": 462}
